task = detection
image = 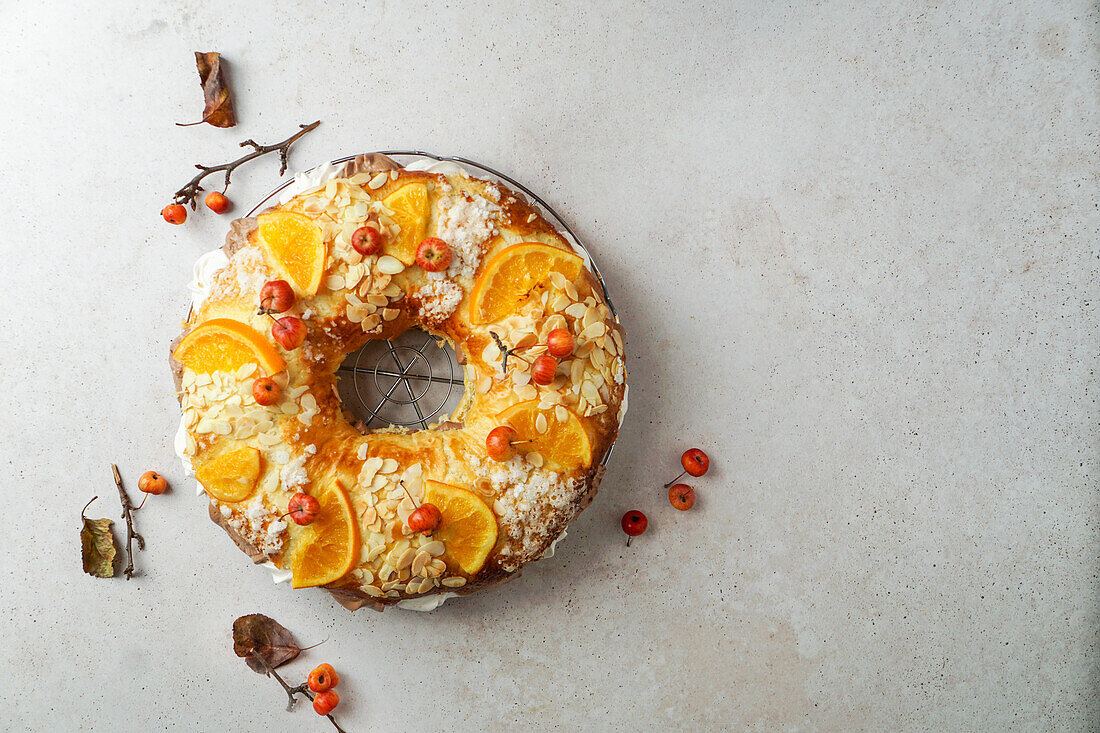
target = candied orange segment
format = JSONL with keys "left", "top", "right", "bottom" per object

{"left": 257, "top": 211, "right": 325, "bottom": 295}
{"left": 423, "top": 480, "right": 498, "bottom": 575}
{"left": 496, "top": 400, "right": 593, "bottom": 473}
{"left": 469, "top": 243, "right": 583, "bottom": 324}
{"left": 195, "top": 447, "right": 262, "bottom": 503}
{"left": 172, "top": 318, "right": 285, "bottom": 376}
{"left": 381, "top": 183, "right": 428, "bottom": 265}
{"left": 291, "top": 481, "right": 360, "bottom": 589}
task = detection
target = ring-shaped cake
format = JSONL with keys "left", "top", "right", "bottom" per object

{"left": 170, "top": 154, "right": 627, "bottom": 610}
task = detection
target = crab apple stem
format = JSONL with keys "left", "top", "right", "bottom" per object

{"left": 663, "top": 470, "right": 687, "bottom": 488}
{"left": 626, "top": 535, "right": 632, "bottom": 547}
{"left": 510, "top": 440, "right": 533, "bottom": 446}
{"left": 399, "top": 480, "right": 421, "bottom": 508}
{"left": 136, "top": 493, "right": 148, "bottom": 511}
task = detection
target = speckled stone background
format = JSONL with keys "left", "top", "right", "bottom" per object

{"left": 1, "top": 2, "right": 1096, "bottom": 730}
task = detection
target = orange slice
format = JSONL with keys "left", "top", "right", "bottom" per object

{"left": 257, "top": 211, "right": 325, "bottom": 295}
{"left": 423, "top": 480, "right": 498, "bottom": 575}
{"left": 496, "top": 401, "right": 593, "bottom": 473}
{"left": 469, "top": 243, "right": 583, "bottom": 324}
{"left": 172, "top": 318, "right": 285, "bottom": 376}
{"left": 381, "top": 183, "right": 428, "bottom": 265}
{"left": 195, "top": 446, "right": 262, "bottom": 503}
{"left": 291, "top": 481, "right": 360, "bottom": 589}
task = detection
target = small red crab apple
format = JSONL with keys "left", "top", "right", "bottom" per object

{"left": 351, "top": 224, "right": 384, "bottom": 256}
{"left": 307, "top": 663, "right": 340, "bottom": 692}
{"left": 271, "top": 316, "right": 306, "bottom": 350}
{"left": 138, "top": 470, "right": 167, "bottom": 495}
{"left": 621, "top": 510, "right": 648, "bottom": 546}
{"left": 545, "top": 328, "right": 575, "bottom": 358}
{"left": 668, "top": 484, "right": 695, "bottom": 511}
{"left": 161, "top": 204, "right": 187, "bottom": 225}
{"left": 285, "top": 492, "right": 320, "bottom": 525}
{"left": 485, "top": 425, "right": 532, "bottom": 461}
{"left": 313, "top": 689, "right": 340, "bottom": 716}
{"left": 258, "top": 279, "right": 295, "bottom": 314}
{"left": 407, "top": 503, "right": 443, "bottom": 534}
{"left": 204, "top": 191, "right": 230, "bottom": 214}
{"left": 415, "top": 237, "right": 452, "bottom": 272}
{"left": 251, "top": 376, "right": 281, "bottom": 406}
{"left": 531, "top": 354, "right": 558, "bottom": 385}
{"left": 663, "top": 448, "right": 709, "bottom": 487}
{"left": 136, "top": 470, "right": 167, "bottom": 509}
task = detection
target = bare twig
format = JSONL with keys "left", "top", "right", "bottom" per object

{"left": 111, "top": 464, "right": 144, "bottom": 580}
{"left": 253, "top": 654, "right": 347, "bottom": 733}
{"left": 172, "top": 121, "right": 321, "bottom": 209}
{"left": 488, "top": 330, "right": 528, "bottom": 375}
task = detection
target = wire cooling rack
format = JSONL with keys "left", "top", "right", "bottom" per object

{"left": 246, "top": 152, "right": 621, "bottom": 464}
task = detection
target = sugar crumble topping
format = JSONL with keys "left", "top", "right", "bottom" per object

{"left": 467, "top": 454, "right": 581, "bottom": 570}
{"left": 412, "top": 277, "right": 464, "bottom": 325}
{"left": 225, "top": 495, "right": 286, "bottom": 557}
{"left": 279, "top": 444, "right": 316, "bottom": 491}
{"left": 434, "top": 193, "right": 499, "bottom": 280}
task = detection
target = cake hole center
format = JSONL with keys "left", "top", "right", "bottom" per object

{"left": 337, "top": 329, "right": 464, "bottom": 431}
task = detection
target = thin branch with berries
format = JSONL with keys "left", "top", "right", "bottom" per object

{"left": 111, "top": 464, "right": 145, "bottom": 580}
{"left": 172, "top": 120, "right": 321, "bottom": 209}
{"left": 253, "top": 654, "right": 348, "bottom": 733}
{"left": 489, "top": 330, "right": 531, "bottom": 375}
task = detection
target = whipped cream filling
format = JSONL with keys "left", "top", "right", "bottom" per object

{"left": 541, "top": 530, "right": 568, "bottom": 559}
{"left": 174, "top": 156, "right": 623, "bottom": 607}
{"left": 395, "top": 592, "right": 458, "bottom": 612}
{"left": 188, "top": 249, "right": 230, "bottom": 310}
{"left": 277, "top": 160, "right": 346, "bottom": 205}
{"left": 260, "top": 561, "right": 294, "bottom": 584}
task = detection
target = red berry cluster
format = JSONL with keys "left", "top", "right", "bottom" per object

{"left": 161, "top": 191, "right": 232, "bottom": 225}
{"left": 258, "top": 280, "right": 307, "bottom": 351}
{"left": 621, "top": 448, "right": 710, "bottom": 545}
{"left": 307, "top": 663, "right": 341, "bottom": 716}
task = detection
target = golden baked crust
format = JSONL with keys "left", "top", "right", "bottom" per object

{"left": 171, "top": 156, "right": 626, "bottom": 610}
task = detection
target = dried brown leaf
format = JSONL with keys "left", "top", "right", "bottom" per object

{"left": 232, "top": 614, "right": 301, "bottom": 674}
{"left": 80, "top": 497, "right": 117, "bottom": 578}
{"left": 180, "top": 52, "right": 236, "bottom": 128}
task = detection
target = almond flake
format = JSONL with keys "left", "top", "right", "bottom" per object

{"left": 549, "top": 272, "right": 567, "bottom": 290}
{"left": 535, "top": 413, "right": 548, "bottom": 434}
{"left": 527, "top": 452, "right": 544, "bottom": 468}
{"left": 581, "top": 381, "right": 600, "bottom": 402}
{"left": 422, "top": 540, "right": 445, "bottom": 556}
{"left": 442, "top": 577, "right": 467, "bottom": 588}
{"left": 382, "top": 308, "right": 400, "bottom": 321}
{"left": 564, "top": 303, "right": 587, "bottom": 319}
{"left": 326, "top": 275, "right": 345, "bottom": 291}
{"left": 515, "top": 384, "right": 537, "bottom": 401}
{"left": 377, "top": 255, "right": 405, "bottom": 275}
{"left": 368, "top": 172, "right": 389, "bottom": 189}
{"left": 380, "top": 458, "right": 399, "bottom": 474}
{"left": 580, "top": 322, "right": 605, "bottom": 340}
